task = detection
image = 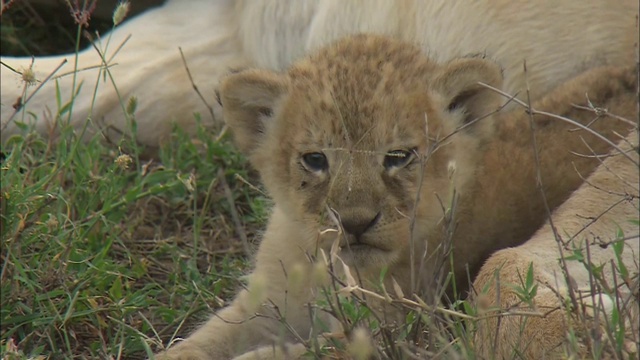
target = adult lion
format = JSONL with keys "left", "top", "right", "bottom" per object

{"left": 155, "top": 35, "right": 638, "bottom": 359}
{"left": 1, "top": 0, "right": 637, "bottom": 150}
{"left": 473, "top": 131, "right": 639, "bottom": 359}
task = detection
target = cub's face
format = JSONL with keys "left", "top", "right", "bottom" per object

{"left": 220, "top": 35, "right": 502, "bottom": 271}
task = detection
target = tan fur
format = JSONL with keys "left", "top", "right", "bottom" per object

{"left": 155, "top": 35, "right": 638, "bottom": 359}
{"left": 2, "top": 0, "right": 637, "bottom": 150}
{"left": 473, "top": 131, "right": 639, "bottom": 359}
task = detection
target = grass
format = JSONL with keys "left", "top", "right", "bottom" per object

{"left": 1, "top": 117, "right": 265, "bottom": 358}
{"left": 1, "top": 2, "right": 638, "bottom": 360}
{"left": 1, "top": 4, "right": 265, "bottom": 358}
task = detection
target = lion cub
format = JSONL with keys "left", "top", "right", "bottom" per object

{"left": 156, "top": 35, "right": 636, "bottom": 359}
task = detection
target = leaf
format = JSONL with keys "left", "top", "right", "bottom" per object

{"left": 525, "top": 262, "right": 535, "bottom": 290}
{"left": 126, "top": 96, "right": 138, "bottom": 115}
{"left": 109, "top": 276, "right": 123, "bottom": 299}
{"left": 391, "top": 276, "right": 404, "bottom": 299}
{"left": 379, "top": 266, "right": 388, "bottom": 284}
{"left": 613, "top": 239, "right": 629, "bottom": 279}
{"left": 564, "top": 248, "right": 585, "bottom": 262}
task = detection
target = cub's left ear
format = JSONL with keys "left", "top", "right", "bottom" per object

{"left": 431, "top": 58, "right": 504, "bottom": 126}
{"left": 219, "top": 69, "right": 289, "bottom": 155}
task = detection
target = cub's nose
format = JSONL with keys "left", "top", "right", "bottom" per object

{"left": 340, "top": 211, "right": 381, "bottom": 237}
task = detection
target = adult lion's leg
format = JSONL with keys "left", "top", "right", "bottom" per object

{"left": 472, "top": 65, "right": 639, "bottom": 358}
{"left": 473, "top": 131, "right": 639, "bottom": 358}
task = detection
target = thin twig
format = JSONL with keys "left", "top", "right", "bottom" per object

{"left": 521, "top": 60, "right": 583, "bottom": 326}
{"left": 217, "top": 168, "right": 251, "bottom": 256}
{"left": 178, "top": 47, "right": 217, "bottom": 124}
{"left": 478, "top": 82, "right": 639, "bottom": 167}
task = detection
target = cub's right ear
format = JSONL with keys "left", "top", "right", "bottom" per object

{"left": 219, "top": 69, "right": 289, "bottom": 155}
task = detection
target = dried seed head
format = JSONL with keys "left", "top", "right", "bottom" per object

{"left": 46, "top": 215, "right": 59, "bottom": 230}
{"left": 114, "top": 154, "right": 133, "bottom": 170}
{"left": 67, "top": 0, "right": 97, "bottom": 27}
{"left": 447, "top": 160, "right": 457, "bottom": 180}
{"left": 113, "top": 1, "right": 130, "bottom": 26}
{"left": 347, "top": 327, "right": 374, "bottom": 360}
{"left": 180, "top": 172, "right": 196, "bottom": 192}
{"left": 21, "top": 66, "right": 37, "bottom": 87}
{"left": 287, "top": 262, "right": 306, "bottom": 293}
{"left": 312, "top": 260, "right": 330, "bottom": 286}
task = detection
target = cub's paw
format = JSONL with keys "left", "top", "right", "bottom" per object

{"left": 231, "top": 342, "right": 313, "bottom": 360}
{"left": 152, "top": 348, "right": 210, "bottom": 360}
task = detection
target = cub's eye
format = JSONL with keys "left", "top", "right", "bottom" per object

{"left": 302, "top": 152, "right": 328, "bottom": 172}
{"left": 383, "top": 149, "right": 414, "bottom": 169}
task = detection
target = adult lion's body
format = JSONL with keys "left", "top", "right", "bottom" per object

{"left": 473, "top": 131, "right": 639, "bottom": 359}
{"left": 156, "top": 35, "right": 639, "bottom": 359}
{"left": 1, "top": 0, "right": 637, "bottom": 148}
{"left": 237, "top": 0, "right": 637, "bottom": 99}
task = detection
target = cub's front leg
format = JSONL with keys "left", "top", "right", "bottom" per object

{"left": 155, "top": 208, "right": 326, "bottom": 360}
